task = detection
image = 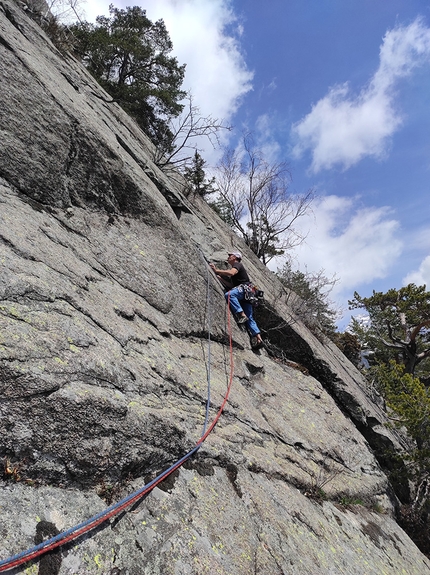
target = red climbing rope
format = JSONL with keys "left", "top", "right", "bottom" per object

{"left": 0, "top": 295, "right": 235, "bottom": 572}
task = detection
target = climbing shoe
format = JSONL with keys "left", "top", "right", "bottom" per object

{"left": 251, "top": 336, "right": 264, "bottom": 350}
{"left": 237, "top": 314, "right": 248, "bottom": 324}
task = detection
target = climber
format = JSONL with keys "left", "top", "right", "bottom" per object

{"left": 210, "top": 252, "right": 264, "bottom": 350}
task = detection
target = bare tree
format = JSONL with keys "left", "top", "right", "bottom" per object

{"left": 215, "top": 133, "right": 314, "bottom": 264}
{"left": 151, "top": 93, "right": 231, "bottom": 175}
{"left": 25, "top": 0, "right": 83, "bottom": 50}
{"left": 47, "top": 0, "right": 84, "bottom": 22}
{"left": 277, "top": 262, "right": 342, "bottom": 337}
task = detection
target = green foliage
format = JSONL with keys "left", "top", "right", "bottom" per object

{"left": 377, "top": 363, "right": 430, "bottom": 448}
{"left": 374, "top": 361, "right": 430, "bottom": 556}
{"left": 183, "top": 151, "right": 216, "bottom": 197}
{"left": 246, "top": 216, "right": 285, "bottom": 263}
{"left": 337, "top": 495, "right": 365, "bottom": 507}
{"left": 353, "top": 285, "right": 430, "bottom": 555}
{"left": 346, "top": 287, "right": 430, "bottom": 553}
{"left": 207, "top": 196, "right": 235, "bottom": 226}
{"left": 349, "top": 284, "right": 430, "bottom": 378}
{"left": 70, "top": 4, "right": 186, "bottom": 150}
{"left": 304, "top": 486, "right": 328, "bottom": 501}
{"left": 375, "top": 362, "right": 430, "bottom": 480}
{"left": 277, "top": 262, "right": 339, "bottom": 338}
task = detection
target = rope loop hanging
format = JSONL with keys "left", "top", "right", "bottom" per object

{"left": 0, "top": 262, "right": 235, "bottom": 572}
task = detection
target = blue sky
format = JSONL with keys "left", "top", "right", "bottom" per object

{"left": 79, "top": 0, "right": 430, "bottom": 324}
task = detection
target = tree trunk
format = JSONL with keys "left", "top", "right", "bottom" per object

{"left": 118, "top": 53, "right": 130, "bottom": 85}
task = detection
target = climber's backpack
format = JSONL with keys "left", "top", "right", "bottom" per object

{"left": 243, "top": 283, "right": 264, "bottom": 307}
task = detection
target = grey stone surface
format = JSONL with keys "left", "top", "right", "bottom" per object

{"left": 0, "top": 1, "right": 429, "bottom": 573}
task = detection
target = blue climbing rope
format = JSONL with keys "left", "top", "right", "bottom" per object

{"left": 0, "top": 259, "right": 234, "bottom": 572}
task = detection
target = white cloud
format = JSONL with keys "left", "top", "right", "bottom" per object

{"left": 292, "top": 18, "right": 430, "bottom": 173}
{"left": 403, "top": 255, "right": 430, "bottom": 287}
{"left": 81, "top": 0, "right": 110, "bottom": 23}
{"left": 254, "top": 114, "right": 282, "bottom": 160}
{"left": 275, "top": 195, "right": 403, "bottom": 300}
{"left": 267, "top": 79, "right": 277, "bottom": 93}
{"left": 141, "top": 0, "right": 253, "bottom": 119}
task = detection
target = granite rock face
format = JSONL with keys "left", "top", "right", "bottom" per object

{"left": 0, "top": 1, "right": 429, "bottom": 573}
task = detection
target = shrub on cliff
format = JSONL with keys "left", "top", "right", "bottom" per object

{"left": 277, "top": 262, "right": 340, "bottom": 338}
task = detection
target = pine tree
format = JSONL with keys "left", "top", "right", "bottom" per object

{"left": 70, "top": 4, "right": 186, "bottom": 151}
{"left": 183, "top": 151, "right": 216, "bottom": 197}
{"left": 375, "top": 361, "right": 430, "bottom": 521}
{"left": 349, "top": 284, "right": 430, "bottom": 380}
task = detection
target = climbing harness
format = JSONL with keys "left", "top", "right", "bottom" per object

{"left": 242, "top": 283, "right": 264, "bottom": 307}
{"left": 232, "top": 283, "right": 264, "bottom": 307}
{"left": 0, "top": 266, "right": 235, "bottom": 572}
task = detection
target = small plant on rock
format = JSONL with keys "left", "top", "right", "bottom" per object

{"left": 3, "top": 457, "right": 21, "bottom": 482}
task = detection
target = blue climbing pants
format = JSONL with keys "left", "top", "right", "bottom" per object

{"left": 225, "top": 286, "right": 260, "bottom": 337}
